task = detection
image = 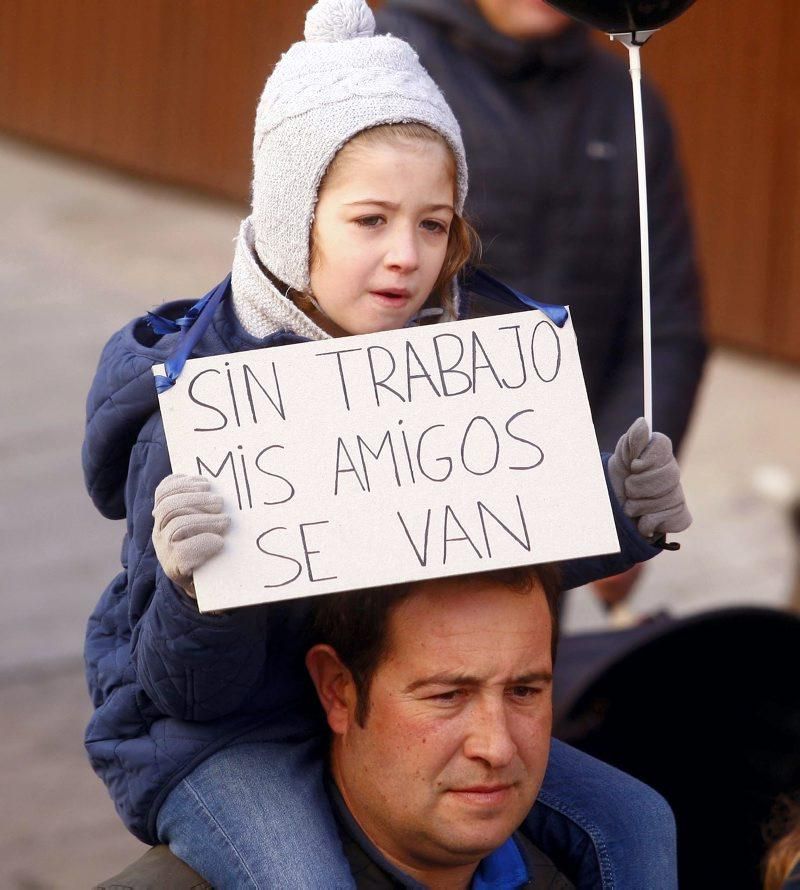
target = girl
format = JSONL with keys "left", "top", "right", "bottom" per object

{"left": 83, "top": 0, "right": 688, "bottom": 886}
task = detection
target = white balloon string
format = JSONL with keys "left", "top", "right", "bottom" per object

{"left": 626, "top": 42, "right": 653, "bottom": 434}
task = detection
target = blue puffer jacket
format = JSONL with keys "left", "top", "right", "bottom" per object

{"left": 82, "top": 273, "right": 660, "bottom": 845}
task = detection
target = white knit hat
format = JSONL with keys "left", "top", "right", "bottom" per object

{"left": 250, "top": 0, "right": 469, "bottom": 294}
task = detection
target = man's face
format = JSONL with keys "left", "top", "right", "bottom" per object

{"left": 330, "top": 577, "right": 553, "bottom": 873}
{"left": 474, "top": 0, "right": 572, "bottom": 40}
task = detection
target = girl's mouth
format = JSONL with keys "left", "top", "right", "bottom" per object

{"left": 370, "top": 289, "right": 411, "bottom": 305}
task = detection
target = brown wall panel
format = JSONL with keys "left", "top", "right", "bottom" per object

{"left": 768, "top": 0, "right": 800, "bottom": 363}
{"left": 0, "top": 1, "right": 308, "bottom": 198}
{"left": 631, "top": 0, "right": 799, "bottom": 361}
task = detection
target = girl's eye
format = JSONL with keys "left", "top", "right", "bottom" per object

{"left": 421, "top": 219, "right": 448, "bottom": 234}
{"left": 355, "top": 215, "right": 384, "bottom": 228}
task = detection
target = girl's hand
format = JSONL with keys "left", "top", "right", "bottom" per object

{"left": 151, "top": 474, "right": 231, "bottom": 598}
{"left": 608, "top": 417, "right": 692, "bottom": 540}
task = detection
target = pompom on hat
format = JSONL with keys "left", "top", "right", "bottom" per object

{"left": 250, "top": 0, "right": 468, "bottom": 294}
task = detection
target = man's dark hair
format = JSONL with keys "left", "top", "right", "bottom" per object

{"left": 311, "top": 565, "right": 561, "bottom": 726}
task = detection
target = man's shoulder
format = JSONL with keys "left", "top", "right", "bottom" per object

{"left": 93, "top": 845, "right": 210, "bottom": 890}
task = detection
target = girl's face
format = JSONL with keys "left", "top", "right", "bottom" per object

{"left": 308, "top": 137, "right": 455, "bottom": 338}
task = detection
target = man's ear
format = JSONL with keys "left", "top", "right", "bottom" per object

{"left": 305, "top": 644, "right": 357, "bottom": 736}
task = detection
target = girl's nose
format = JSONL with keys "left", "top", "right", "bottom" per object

{"left": 384, "top": 228, "right": 420, "bottom": 273}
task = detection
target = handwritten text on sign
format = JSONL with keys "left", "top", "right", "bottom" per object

{"left": 155, "top": 310, "right": 619, "bottom": 611}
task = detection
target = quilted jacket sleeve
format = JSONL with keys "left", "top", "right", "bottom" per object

{"left": 558, "top": 454, "right": 661, "bottom": 591}
{"left": 125, "top": 420, "right": 269, "bottom": 722}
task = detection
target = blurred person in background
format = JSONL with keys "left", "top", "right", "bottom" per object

{"left": 764, "top": 796, "right": 800, "bottom": 890}
{"left": 375, "top": 0, "right": 707, "bottom": 609}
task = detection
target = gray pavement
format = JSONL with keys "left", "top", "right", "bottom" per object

{"left": 1, "top": 138, "right": 243, "bottom": 888}
{"left": 2, "top": 134, "right": 799, "bottom": 888}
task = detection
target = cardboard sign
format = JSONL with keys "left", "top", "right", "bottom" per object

{"left": 154, "top": 310, "right": 619, "bottom": 612}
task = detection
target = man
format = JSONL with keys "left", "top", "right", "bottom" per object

{"left": 97, "top": 566, "right": 677, "bottom": 888}
{"left": 305, "top": 565, "right": 675, "bottom": 887}
{"left": 375, "top": 0, "right": 707, "bottom": 607}
{"left": 305, "top": 566, "right": 569, "bottom": 886}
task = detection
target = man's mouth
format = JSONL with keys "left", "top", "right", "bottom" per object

{"left": 447, "top": 784, "right": 514, "bottom": 806}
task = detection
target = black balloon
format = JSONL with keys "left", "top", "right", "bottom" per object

{"left": 544, "top": 0, "right": 697, "bottom": 34}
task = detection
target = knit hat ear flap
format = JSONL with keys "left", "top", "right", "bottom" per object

{"left": 249, "top": 0, "right": 468, "bottom": 295}
{"left": 304, "top": 0, "right": 375, "bottom": 42}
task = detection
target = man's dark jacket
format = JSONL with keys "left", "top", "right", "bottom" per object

{"left": 376, "top": 0, "right": 707, "bottom": 453}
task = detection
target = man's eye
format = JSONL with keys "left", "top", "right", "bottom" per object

{"left": 421, "top": 219, "right": 448, "bottom": 234}
{"left": 355, "top": 215, "right": 384, "bottom": 228}
{"left": 430, "top": 689, "right": 465, "bottom": 703}
{"left": 508, "top": 686, "right": 541, "bottom": 701}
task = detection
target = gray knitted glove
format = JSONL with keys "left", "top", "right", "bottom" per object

{"left": 608, "top": 417, "right": 692, "bottom": 539}
{"left": 152, "top": 474, "right": 231, "bottom": 597}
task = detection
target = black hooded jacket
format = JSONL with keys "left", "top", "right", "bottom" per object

{"left": 376, "top": 0, "right": 706, "bottom": 452}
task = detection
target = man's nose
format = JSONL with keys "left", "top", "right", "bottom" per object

{"left": 462, "top": 698, "right": 517, "bottom": 768}
{"left": 384, "top": 226, "right": 420, "bottom": 272}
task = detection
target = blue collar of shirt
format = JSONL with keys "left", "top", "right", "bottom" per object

{"left": 473, "top": 836, "right": 529, "bottom": 890}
